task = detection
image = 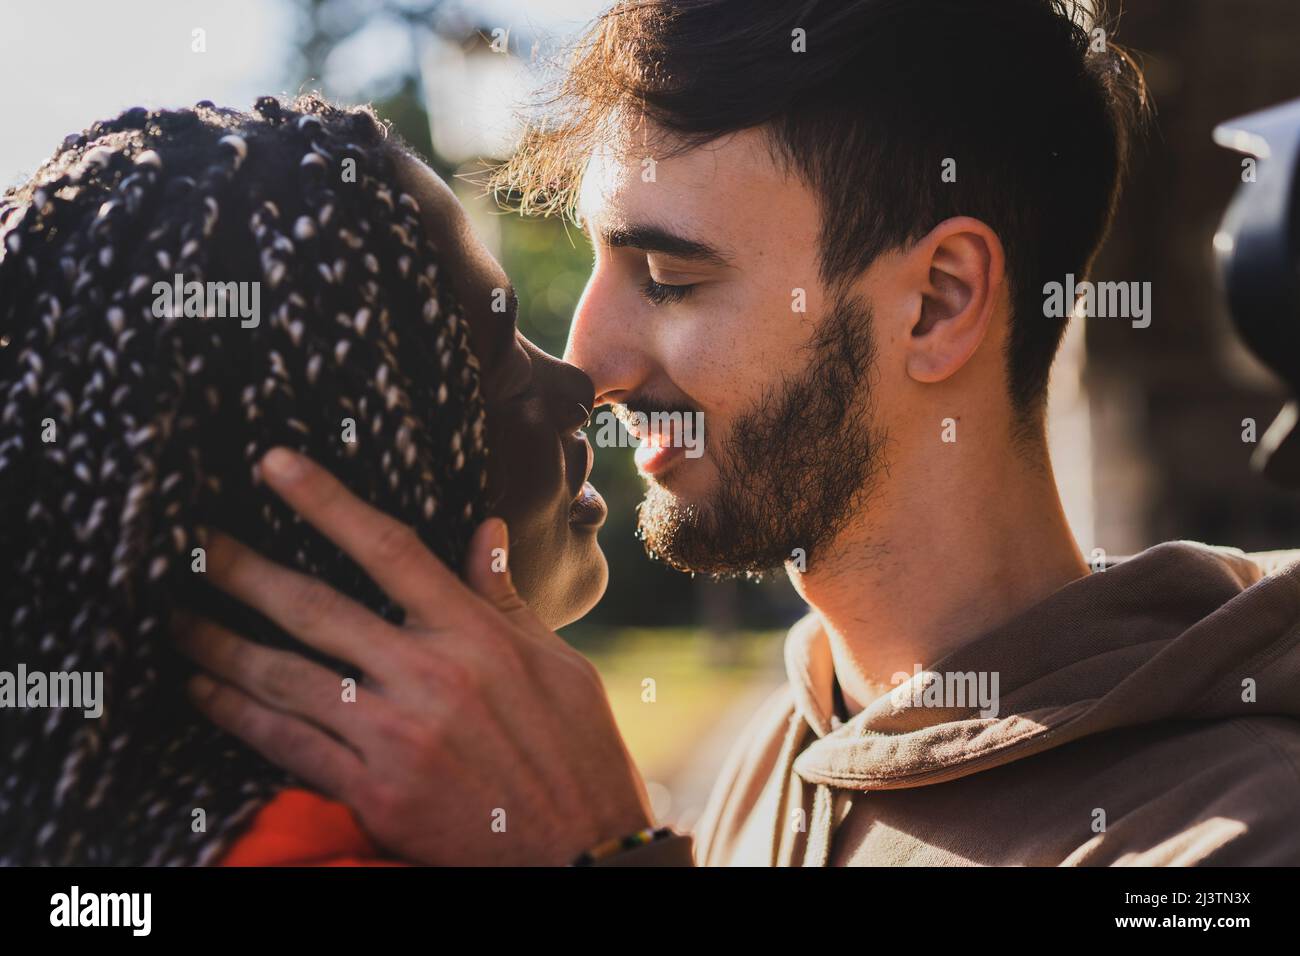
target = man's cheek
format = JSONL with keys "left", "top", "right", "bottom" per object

{"left": 669, "top": 348, "right": 758, "bottom": 420}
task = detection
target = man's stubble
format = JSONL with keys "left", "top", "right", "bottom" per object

{"left": 637, "top": 290, "right": 887, "bottom": 577}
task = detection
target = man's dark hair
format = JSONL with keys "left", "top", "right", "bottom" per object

{"left": 493, "top": 0, "right": 1148, "bottom": 432}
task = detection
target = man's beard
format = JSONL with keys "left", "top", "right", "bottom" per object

{"left": 637, "top": 290, "right": 885, "bottom": 577}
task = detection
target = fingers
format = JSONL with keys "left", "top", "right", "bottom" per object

{"left": 186, "top": 673, "right": 366, "bottom": 805}
{"left": 205, "top": 531, "right": 410, "bottom": 683}
{"left": 258, "top": 448, "right": 480, "bottom": 626}
{"left": 462, "top": 519, "right": 563, "bottom": 658}
{"left": 176, "top": 614, "right": 391, "bottom": 744}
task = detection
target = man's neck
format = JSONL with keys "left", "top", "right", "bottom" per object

{"left": 788, "top": 432, "right": 1088, "bottom": 716}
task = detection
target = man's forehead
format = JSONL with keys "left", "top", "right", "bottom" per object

{"left": 575, "top": 127, "right": 788, "bottom": 230}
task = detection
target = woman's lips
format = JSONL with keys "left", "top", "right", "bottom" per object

{"left": 569, "top": 481, "right": 607, "bottom": 528}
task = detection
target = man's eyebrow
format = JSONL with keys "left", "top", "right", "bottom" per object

{"left": 600, "top": 224, "right": 731, "bottom": 267}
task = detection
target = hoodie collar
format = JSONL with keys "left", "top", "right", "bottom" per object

{"left": 783, "top": 541, "right": 1300, "bottom": 791}
{"left": 784, "top": 612, "right": 839, "bottom": 738}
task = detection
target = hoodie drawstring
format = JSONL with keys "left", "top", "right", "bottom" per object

{"left": 802, "top": 784, "right": 856, "bottom": 867}
{"left": 802, "top": 783, "right": 836, "bottom": 866}
{"left": 769, "top": 708, "right": 858, "bottom": 866}
{"left": 769, "top": 711, "right": 809, "bottom": 866}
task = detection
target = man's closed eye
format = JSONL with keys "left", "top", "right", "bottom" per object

{"left": 641, "top": 278, "right": 696, "bottom": 305}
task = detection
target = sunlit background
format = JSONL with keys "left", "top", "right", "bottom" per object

{"left": 5, "top": 0, "right": 1300, "bottom": 831}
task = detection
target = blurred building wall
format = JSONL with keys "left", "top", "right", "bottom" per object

{"left": 1084, "top": 0, "right": 1300, "bottom": 557}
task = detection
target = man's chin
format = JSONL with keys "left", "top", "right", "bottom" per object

{"left": 637, "top": 482, "right": 776, "bottom": 577}
{"left": 637, "top": 482, "right": 712, "bottom": 572}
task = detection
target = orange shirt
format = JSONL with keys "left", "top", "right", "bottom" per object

{"left": 219, "top": 788, "right": 406, "bottom": 867}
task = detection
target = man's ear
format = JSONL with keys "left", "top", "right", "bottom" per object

{"left": 904, "top": 217, "right": 1005, "bottom": 384}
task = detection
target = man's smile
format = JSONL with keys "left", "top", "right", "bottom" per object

{"left": 634, "top": 435, "right": 687, "bottom": 477}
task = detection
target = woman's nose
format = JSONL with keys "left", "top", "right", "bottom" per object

{"left": 520, "top": 334, "right": 595, "bottom": 432}
{"left": 553, "top": 360, "right": 596, "bottom": 433}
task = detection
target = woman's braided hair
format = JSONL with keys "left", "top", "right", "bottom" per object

{"left": 0, "top": 95, "right": 489, "bottom": 864}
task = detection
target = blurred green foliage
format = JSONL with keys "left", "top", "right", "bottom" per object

{"left": 285, "top": 0, "right": 805, "bottom": 631}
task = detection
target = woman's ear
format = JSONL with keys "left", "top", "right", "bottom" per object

{"left": 904, "top": 217, "right": 1005, "bottom": 384}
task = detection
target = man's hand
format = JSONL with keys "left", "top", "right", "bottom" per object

{"left": 175, "top": 447, "right": 654, "bottom": 866}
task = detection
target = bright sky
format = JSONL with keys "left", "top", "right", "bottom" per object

{"left": 0, "top": 0, "right": 606, "bottom": 190}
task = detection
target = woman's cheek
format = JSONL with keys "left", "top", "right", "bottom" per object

{"left": 483, "top": 418, "right": 566, "bottom": 576}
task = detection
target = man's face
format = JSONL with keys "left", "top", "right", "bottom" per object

{"left": 568, "top": 127, "right": 886, "bottom": 575}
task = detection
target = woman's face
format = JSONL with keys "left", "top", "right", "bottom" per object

{"left": 392, "top": 151, "right": 608, "bottom": 628}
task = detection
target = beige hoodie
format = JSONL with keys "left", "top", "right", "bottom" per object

{"left": 691, "top": 541, "right": 1300, "bottom": 866}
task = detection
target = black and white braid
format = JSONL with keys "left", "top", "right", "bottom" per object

{"left": 0, "top": 95, "right": 490, "bottom": 865}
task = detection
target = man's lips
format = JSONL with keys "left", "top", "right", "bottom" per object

{"left": 630, "top": 421, "right": 694, "bottom": 477}
{"left": 634, "top": 437, "right": 686, "bottom": 476}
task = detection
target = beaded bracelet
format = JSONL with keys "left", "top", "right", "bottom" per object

{"left": 570, "top": 825, "right": 675, "bottom": 866}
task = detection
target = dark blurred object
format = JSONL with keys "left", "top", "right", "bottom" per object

{"left": 1084, "top": 1, "right": 1300, "bottom": 556}
{"left": 1214, "top": 97, "right": 1300, "bottom": 486}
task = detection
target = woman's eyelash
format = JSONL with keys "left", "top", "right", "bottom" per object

{"left": 641, "top": 278, "right": 695, "bottom": 305}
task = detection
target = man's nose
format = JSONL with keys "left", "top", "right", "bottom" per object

{"left": 565, "top": 268, "right": 650, "bottom": 407}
